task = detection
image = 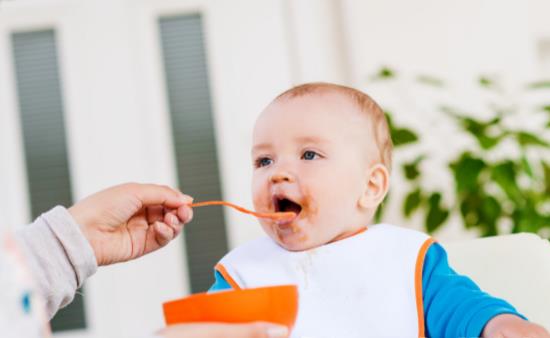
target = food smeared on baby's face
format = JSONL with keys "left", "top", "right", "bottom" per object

{"left": 251, "top": 89, "right": 383, "bottom": 251}
{"left": 269, "top": 187, "right": 316, "bottom": 242}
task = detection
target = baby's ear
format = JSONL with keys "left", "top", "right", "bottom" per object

{"left": 358, "top": 164, "right": 390, "bottom": 210}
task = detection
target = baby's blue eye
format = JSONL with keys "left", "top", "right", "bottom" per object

{"left": 256, "top": 157, "right": 273, "bottom": 167}
{"left": 302, "top": 150, "right": 319, "bottom": 160}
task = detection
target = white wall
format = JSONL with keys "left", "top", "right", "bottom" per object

{"left": 341, "top": 0, "right": 550, "bottom": 83}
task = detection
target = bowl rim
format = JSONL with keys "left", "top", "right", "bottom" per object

{"left": 163, "top": 284, "right": 298, "bottom": 307}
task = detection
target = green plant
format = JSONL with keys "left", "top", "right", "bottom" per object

{"left": 371, "top": 67, "right": 550, "bottom": 238}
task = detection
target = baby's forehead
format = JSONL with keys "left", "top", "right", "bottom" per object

{"left": 274, "top": 89, "right": 357, "bottom": 109}
{"left": 266, "top": 90, "right": 367, "bottom": 118}
{"left": 253, "top": 83, "right": 392, "bottom": 169}
{"left": 254, "top": 93, "right": 376, "bottom": 146}
{"left": 258, "top": 91, "right": 374, "bottom": 132}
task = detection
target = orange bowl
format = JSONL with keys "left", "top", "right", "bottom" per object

{"left": 163, "top": 285, "right": 298, "bottom": 330}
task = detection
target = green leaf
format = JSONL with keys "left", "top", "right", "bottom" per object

{"left": 457, "top": 191, "right": 507, "bottom": 236}
{"left": 456, "top": 116, "right": 504, "bottom": 150}
{"left": 479, "top": 76, "right": 493, "bottom": 88}
{"left": 516, "top": 132, "right": 550, "bottom": 148}
{"left": 460, "top": 117, "right": 485, "bottom": 134}
{"left": 439, "top": 105, "right": 461, "bottom": 117}
{"left": 416, "top": 75, "right": 445, "bottom": 87}
{"left": 543, "top": 162, "right": 550, "bottom": 194}
{"left": 514, "top": 199, "right": 547, "bottom": 233}
{"left": 478, "top": 134, "right": 502, "bottom": 150}
{"left": 403, "top": 164, "right": 420, "bottom": 181}
{"left": 371, "top": 67, "right": 396, "bottom": 81}
{"left": 384, "top": 111, "right": 394, "bottom": 126}
{"left": 402, "top": 156, "right": 424, "bottom": 181}
{"left": 521, "top": 155, "right": 534, "bottom": 178}
{"left": 385, "top": 111, "right": 419, "bottom": 147}
{"left": 425, "top": 192, "right": 449, "bottom": 233}
{"left": 481, "top": 195, "right": 501, "bottom": 220}
{"left": 459, "top": 193, "right": 482, "bottom": 228}
{"left": 450, "top": 153, "right": 486, "bottom": 193}
{"left": 527, "top": 81, "right": 550, "bottom": 89}
{"left": 541, "top": 105, "right": 550, "bottom": 113}
{"left": 403, "top": 188, "right": 422, "bottom": 217}
{"left": 478, "top": 195, "right": 501, "bottom": 236}
{"left": 392, "top": 128, "right": 419, "bottom": 147}
{"left": 491, "top": 161, "right": 522, "bottom": 204}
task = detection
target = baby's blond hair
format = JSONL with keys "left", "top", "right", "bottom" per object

{"left": 275, "top": 82, "right": 393, "bottom": 172}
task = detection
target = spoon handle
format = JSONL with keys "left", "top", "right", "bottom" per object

{"left": 189, "top": 200, "right": 295, "bottom": 221}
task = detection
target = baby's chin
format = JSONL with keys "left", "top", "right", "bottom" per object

{"left": 271, "top": 231, "right": 322, "bottom": 252}
{"left": 262, "top": 220, "right": 323, "bottom": 251}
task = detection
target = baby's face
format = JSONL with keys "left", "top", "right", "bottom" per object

{"left": 251, "top": 93, "right": 378, "bottom": 251}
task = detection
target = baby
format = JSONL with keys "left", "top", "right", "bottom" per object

{"left": 209, "top": 83, "right": 549, "bottom": 338}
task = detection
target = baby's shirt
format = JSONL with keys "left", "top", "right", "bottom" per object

{"left": 209, "top": 227, "right": 523, "bottom": 337}
{"left": 412, "top": 242, "right": 522, "bottom": 337}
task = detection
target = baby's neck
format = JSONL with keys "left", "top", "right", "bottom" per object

{"left": 328, "top": 225, "right": 368, "bottom": 244}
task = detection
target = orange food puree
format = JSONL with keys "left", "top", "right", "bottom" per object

{"left": 190, "top": 200, "right": 296, "bottom": 221}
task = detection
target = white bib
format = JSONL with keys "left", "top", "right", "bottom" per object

{"left": 217, "top": 224, "right": 433, "bottom": 338}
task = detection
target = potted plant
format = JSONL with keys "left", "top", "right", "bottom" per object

{"left": 370, "top": 67, "right": 550, "bottom": 238}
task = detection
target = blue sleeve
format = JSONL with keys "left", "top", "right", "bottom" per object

{"left": 422, "top": 242, "right": 526, "bottom": 338}
{"left": 208, "top": 269, "right": 233, "bottom": 293}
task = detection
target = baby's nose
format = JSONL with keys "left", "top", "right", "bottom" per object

{"left": 270, "top": 171, "right": 295, "bottom": 184}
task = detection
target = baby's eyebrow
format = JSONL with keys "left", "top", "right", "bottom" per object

{"left": 251, "top": 142, "right": 271, "bottom": 154}
{"left": 251, "top": 136, "right": 329, "bottom": 155}
{"left": 294, "top": 136, "right": 329, "bottom": 144}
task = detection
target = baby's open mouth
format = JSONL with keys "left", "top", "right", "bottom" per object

{"left": 273, "top": 196, "right": 303, "bottom": 217}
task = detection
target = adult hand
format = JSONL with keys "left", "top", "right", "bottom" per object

{"left": 69, "top": 183, "right": 193, "bottom": 266}
{"left": 158, "top": 322, "right": 289, "bottom": 338}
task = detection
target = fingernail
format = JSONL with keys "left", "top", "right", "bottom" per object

{"left": 266, "top": 325, "right": 288, "bottom": 338}
{"left": 169, "top": 214, "right": 179, "bottom": 226}
{"left": 181, "top": 195, "right": 194, "bottom": 204}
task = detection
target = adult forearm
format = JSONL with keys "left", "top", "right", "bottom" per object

{"left": 14, "top": 206, "right": 97, "bottom": 319}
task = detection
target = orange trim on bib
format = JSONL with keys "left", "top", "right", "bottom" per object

{"left": 415, "top": 238, "right": 435, "bottom": 338}
{"left": 215, "top": 263, "right": 242, "bottom": 290}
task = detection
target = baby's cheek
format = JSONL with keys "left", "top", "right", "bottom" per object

{"left": 251, "top": 179, "right": 264, "bottom": 207}
{"left": 251, "top": 190, "right": 265, "bottom": 211}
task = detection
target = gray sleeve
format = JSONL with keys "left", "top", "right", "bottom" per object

{"left": 14, "top": 206, "right": 98, "bottom": 319}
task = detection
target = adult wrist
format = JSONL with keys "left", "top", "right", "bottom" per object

{"left": 45, "top": 206, "right": 98, "bottom": 284}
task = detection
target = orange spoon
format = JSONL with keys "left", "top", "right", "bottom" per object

{"left": 189, "top": 200, "right": 296, "bottom": 221}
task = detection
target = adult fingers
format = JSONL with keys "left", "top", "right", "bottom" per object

{"left": 153, "top": 222, "right": 176, "bottom": 247}
{"left": 125, "top": 183, "right": 193, "bottom": 209}
{"left": 159, "top": 322, "right": 289, "bottom": 338}
{"left": 163, "top": 212, "right": 184, "bottom": 237}
{"left": 176, "top": 205, "right": 194, "bottom": 224}
{"left": 146, "top": 205, "right": 165, "bottom": 224}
